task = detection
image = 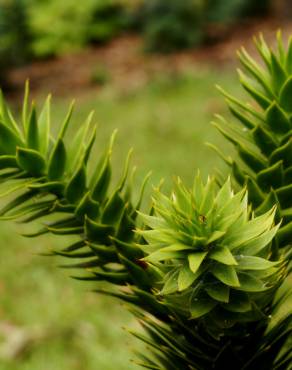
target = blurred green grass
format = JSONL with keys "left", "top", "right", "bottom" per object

{"left": 0, "top": 66, "right": 242, "bottom": 370}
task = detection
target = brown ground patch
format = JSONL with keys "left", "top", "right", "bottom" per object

{"left": 6, "top": 17, "right": 292, "bottom": 100}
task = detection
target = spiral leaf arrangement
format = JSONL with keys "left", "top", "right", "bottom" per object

{"left": 0, "top": 34, "right": 291, "bottom": 370}
{"left": 213, "top": 31, "right": 292, "bottom": 251}
{"left": 0, "top": 83, "right": 155, "bottom": 290}
{"left": 138, "top": 175, "right": 286, "bottom": 323}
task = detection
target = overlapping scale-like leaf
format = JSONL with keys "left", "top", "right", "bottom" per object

{"left": 138, "top": 174, "right": 286, "bottom": 322}
{"left": 213, "top": 32, "right": 292, "bottom": 249}
{"left": 0, "top": 33, "right": 290, "bottom": 370}
{"left": 0, "top": 85, "right": 152, "bottom": 291}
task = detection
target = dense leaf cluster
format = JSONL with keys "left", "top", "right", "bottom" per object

{"left": 139, "top": 176, "right": 284, "bottom": 323}
{"left": 214, "top": 32, "right": 292, "bottom": 251}
{"left": 0, "top": 34, "right": 291, "bottom": 369}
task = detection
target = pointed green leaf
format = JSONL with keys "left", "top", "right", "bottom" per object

{"left": 161, "top": 269, "right": 179, "bottom": 295}
{"left": 48, "top": 139, "right": 66, "bottom": 180}
{"left": 48, "top": 226, "right": 83, "bottom": 236}
{"left": 117, "top": 149, "right": 133, "bottom": 192}
{"left": 22, "top": 80, "right": 30, "bottom": 132}
{"left": 29, "top": 181, "right": 64, "bottom": 194}
{"left": 84, "top": 126, "right": 96, "bottom": 164}
{"left": 26, "top": 106, "right": 39, "bottom": 150}
{"left": 57, "top": 101, "right": 74, "bottom": 139}
{"left": 38, "top": 95, "right": 51, "bottom": 155}
{"left": 237, "top": 143, "right": 266, "bottom": 172}
{"left": 276, "top": 183, "right": 292, "bottom": 208}
{"left": 252, "top": 124, "right": 277, "bottom": 156}
{"left": 257, "top": 161, "right": 284, "bottom": 191}
{"left": 279, "top": 76, "right": 292, "bottom": 113}
{"left": 65, "top": 164, "right": 86, "bottom": 204}
{"left": 0, "top": 189, "right": 37, "bottom": 217}
{"left": 101, "top": 190, "right": 124, "bottom": 225}
{"left": 192, "top": 171, "right": 204, "bottom": 206}
{"left": 237, "top": 272, "right": 267, "bottom": 292}
{"left": 270, "top": 139, "right": 292, "bottom": 167}
{"left": 213, "top": 118, "right": 257, "bottom": 158}
{"left": 0, "top": 122, "right": 23, "bottom": 155}
{"left": 215, "top": 177, "right": 232, "bottom": 209}
{"left": 85, "top": 216, "right": 114, "bottom": 244}
{"left": 188, "top": 252, "right": 207, "bottom": 273}
{"left": 286, "top": 36, "right": 292, "bottom": 74}
{"left": 190, "top": 294, "right": 217, "bottom": 319}
{"left": 87, "top": 243, "right": 116, "bottom": 261}
{"left": 237, "top": 224, "right": 279, "bottom": 255}
{"left": 266, "top": 101, "right": 291, "bottom": 133}
{"left": 217, "top": 85, "right": 264, "bottom": 121}
{"left": 207, "top": 230, "right": 226, "bottom": 244}
{"left": 136, "top": 229, "right": 174, "bottom": 245}
{"left": 255, "top": 190, "right": 279, "bottom": 217}
{"left": 199, "top": 177, "right": 215, "bottom": 214}
{"left": 246, "top": 177, "right": 265, "bottom": 208}
{"left": 270, "top": 52, "right": 287, "bottom": 94}
{"left": 232, "top": 161, "right": 246, "bottom": 186}
{"left": 238, "top": 70, "right": 271, "bottom": 109}
{"left": 266, "top": 276, "right": 292, "bottom": 331}
{"left": 144, "top": 249, "right": 184, "bottom": 263}
{"left": 225, "top": 206, "right": 276, "bottom": 249}
{"left": 254, "top": 34, "right": 271, "bottom": 67}
{"left": 119, "top": 254, "right": 151, "bottom": 290}
{"left": 138, "top": 213, "right": 168, "bottom": 229}
{"left": 228, "top": 103, "right": 255, "bottom": 129}
{"left": 209, "top": 246, "right": 237, "bottom": 265}
{"left": 151, "top": 243, "right": 192, "bottom": 253}
{"left": 0, "top": 90, "right": 20, "bottom": 135}
{"left": 16, "top": 147, "right": 46, "bottom": 176}
{"left": 91, "top": 154, "right": 111, "bottom": 202}
{"left": 276, "top": 30, "right": 285, "bottom": 64}
{"left": 211, "top": 264, "right": 240, "bottom": 287}
{"left": 112, "top": 237, "right": 143, "bottom": 260}
{"left": 238, "top": 47, "right": 272, "bottom": 97}
{"left": 116, "top": 207, "right": 135, "bottom": 242}
{"left": 75, "top": 191, "right": 100, "bottom": 221}
{"left": 66, "top": 111, "right": 93, "bottom": 173}
{"left": 205, "top": 283, "right": 230, "bottom": 303}
{"left": 235, "top": 255, "right": 279, "bottom": 270}
{"left": 91, "top": 270, "right": 130, "bottom": 285}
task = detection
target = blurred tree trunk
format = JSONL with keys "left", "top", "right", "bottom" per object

{"left": 272, "top": 0, "right": 292, "bottom": 19}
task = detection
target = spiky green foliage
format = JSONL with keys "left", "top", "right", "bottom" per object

{"left": 133, "top": 283, "right": 292, "bottom": 370}
{"left": 138, "top": 175, "right": 286, "bottom": 322}
{"left": 0, "top": 82, "right": 156, "bottom": 291}
{"left": 213, "top": 31, "right": 292, "bottom": 252}
{"left": 132, "top": 33, "right": 292, "bottom": 370}
{"left": 132, "top": 179, "right": 291, "bottom": 370}
{"left": 0, "top": 34, "right": 291, "bottom": 370}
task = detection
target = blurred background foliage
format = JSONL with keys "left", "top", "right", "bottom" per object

{"left": 0, "top": 0, "right": 31, "bottom": 86}
{"left": 0, "top": 0, "right": 274, "bottom": 64}
{"left": 27, "top": 0, "right": 132, "bottom": 57}
{"left": 0, "top": 0, "right": 288, "bottom": 86}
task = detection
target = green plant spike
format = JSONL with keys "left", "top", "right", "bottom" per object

{"left": 0, "top": 34, "right": 291, "bottom": 370}
{"left": 137, "top": 175, "right": 287, "bottom": 324}
{"left": 0, "top": 86, "right": 150, "bottom": 291}
{"left": 214, "top": 32, "right": 292, "bottom": 252}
